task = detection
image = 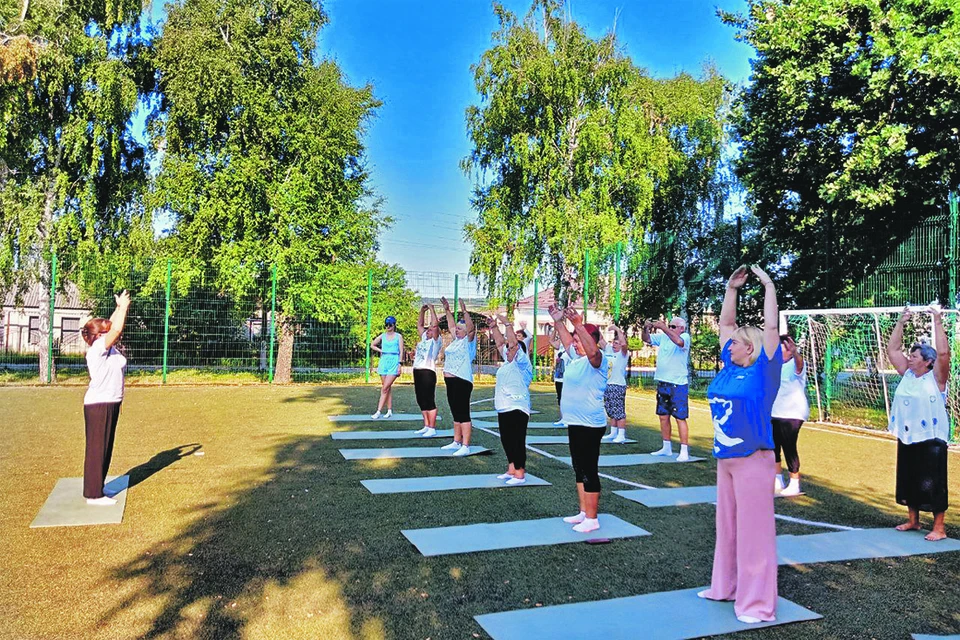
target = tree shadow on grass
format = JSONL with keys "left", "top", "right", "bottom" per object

{"left": 121, "top": 444, "right": 203, "bottom": 490}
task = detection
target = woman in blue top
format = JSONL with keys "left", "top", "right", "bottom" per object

{"left": 371, "top": 316, "right": 404, "bottom": 419}
{"left": 698, "top": 265, "right": 782, "bottom": 624}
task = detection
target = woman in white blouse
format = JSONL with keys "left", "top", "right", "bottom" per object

{"left": 413, "top": 304, "right": 442, "bottom": 437}
{"left": 439, "top": 296, "right": 477, "bottom": 457}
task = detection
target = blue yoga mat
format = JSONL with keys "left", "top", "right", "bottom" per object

{"left": 556, "top": 454, "right": 705, "bottom": 467}
{"left": 331, "top": 429, "right": 454, "bottom": 440}
{"left": 475, "top": 419, "right": 571, "bottom": 430}
{"left": 339, "top": 446, "right": 492, "bottom": 460}
{"left": 474, "top": 587, "right": 822, "bottom": 640}
{"left": 912, "top": 635, "right": 960, "bottom": 639}
{"left": 31, "top": 476, "right": 130, "bottom": 528}
{"left": 402, "top": 514, "right": 650, "bottom": 557}
{"left": 614, "top": 485, "right": 795, "bottom": 508}
{"left": 777, "top": 528, "right": 960, "bottom": 566}
{"left": 328, "top": 413, "right": 441, "bottom": 422}
{"left": 362, "top": 473, "right": 550, "bottom": 494}
{"left": 524, "top": 435, "right": 637, "bottom": 445}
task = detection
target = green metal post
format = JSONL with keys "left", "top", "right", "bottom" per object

{"left": 268, "top": 265, "right": 277, "bottom": 383}
{"left": 47, "top": 250, "right": 57, "bottom": 384}
{"left": 365, "top": 269, "right": 373, "bottom": 384}
{"left": 583, "top": 249, "right": 590, "bottom": 322}
{"left": 453, "top": 274, "right": 460, "bottom": 323}
{"left": 532, "top": 278, "right": 539, "bottom": 381}
{"left": 162, "top": 259, "right": 172, "bottom": 384}
{"left": 614, "top": 242, "right": 622, "bottom": 323}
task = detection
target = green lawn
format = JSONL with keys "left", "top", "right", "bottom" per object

{"left": 1, "top": 383, "right": 958, "bottom": 639}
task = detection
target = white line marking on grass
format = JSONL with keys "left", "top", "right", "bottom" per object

{"left": 476, "top": 420, "right": 860, "bottom": 531}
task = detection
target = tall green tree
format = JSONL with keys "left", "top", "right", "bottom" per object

{"left": 152, "top": 0, "right": 386, "bottom": 382}
{"left": 722, "top": 0, "right": 960, "bottom": 307}
{"left": 0, "top": 0, "right": 152, "bottom": 380}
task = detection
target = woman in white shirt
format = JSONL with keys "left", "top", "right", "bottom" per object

{"left": 548, "top": 304, "right": 608, "bottom": 534}
{"left": 771, "top": 335, "right": 809, "bottom": 496}
{"left": 79, "top": 291, "right": 131, "bottom": 505}
{"left": 413, "top": 304, "right": 442, "bottom": 437}
{"left": 488, "top": 315, "right": 534, "bottom": 484}
{"left": 439, "top": 296, "right": 477, "bottom": 457}
{"left": 886, "top": 306, "right": 950, "bottom": 541}
{"left": 601, "top": 325, "right": 630, "bottom": 444}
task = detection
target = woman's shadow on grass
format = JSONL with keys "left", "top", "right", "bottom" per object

{"left": 121, "top": 444, "right": 202, "bottom": 490}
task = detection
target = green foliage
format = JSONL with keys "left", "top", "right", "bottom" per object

{"left": 721, "top": 0, "right": 960, "bottom": 307}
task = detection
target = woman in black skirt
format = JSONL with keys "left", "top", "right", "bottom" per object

{"left": 886, "top": 305, "right": 950, "bottom": 541}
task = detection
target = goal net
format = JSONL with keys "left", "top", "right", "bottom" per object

{"left": 780, "top": 306, "right": 959, "bottom": 444}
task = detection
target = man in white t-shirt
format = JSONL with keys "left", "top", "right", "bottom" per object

{"left": 642, "top": 317, "right": 692, "bottom": 461}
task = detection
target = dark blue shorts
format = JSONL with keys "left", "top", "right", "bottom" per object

{"left": 655, "top": 382, "right": 689, "bottom": 420}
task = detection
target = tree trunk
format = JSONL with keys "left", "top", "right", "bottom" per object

{"left": 273, "top": 315, "right": 294, "bottom": 383}
{"left": 37, "top": 182, "right": 57, "bottom": 383}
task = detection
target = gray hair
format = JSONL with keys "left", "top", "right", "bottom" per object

{"left": 910, "top": 343, "right": 937, "bottom": 370}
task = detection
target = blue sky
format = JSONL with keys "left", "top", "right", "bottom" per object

{"left": 316, "top": 0, "right": 755, "bottom": 276}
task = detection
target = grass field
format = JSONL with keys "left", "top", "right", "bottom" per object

{"left": 1, "top": 383, "right": 959, "bottom": 639}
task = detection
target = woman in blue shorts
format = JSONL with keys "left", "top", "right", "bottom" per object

{"left": 371, "top": 316, "right": 404, "bottom": 419}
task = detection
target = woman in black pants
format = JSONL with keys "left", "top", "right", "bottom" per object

{"left": 488, "top": 315, "right": 534, "bottom": 484}
{"left": 548, "top": 305, "right": 607, "bottom": 534}
{"left": 771, "top": 334, "right": 808, "bottom": 496}
{"left": 80, "top": 291, "right": 131, "bottom": 505}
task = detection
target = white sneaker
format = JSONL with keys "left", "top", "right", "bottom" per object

{"left": 650, "top": 447, "right": 671, "bottom": 457}
{"left": 440, "top": 441, "right": 462, "bottom": 450}
{"left": 371, "top": 411, "right": 382, "bottom": 419}
{"left": 421, "top": 427, "right": 437, "bottom": 438}
{"left": 496, "top": 472, "right": 514, "bottom": 480}
{"left": 505, "top": 477, "right": 526, "bottom": 485}
{"left": 780, "top": 479, "right": 801, "bottom": 496}
{"left": 601, "top": 431, "right": 617, "bottom": 441}
{"left": 612, "top": 432, "right": 627, "bottom": 444}
{"left": 384, "top": 410, "right": 393, "bottom": 419}
{"left": 676, "top": 450, "right": 690, "bottom": 462}
{"left": 553, "top": 420, "right": 565, "bottom": 426}
{"left": 86, "top": 496, "right": 117, "bottom": 506}
{"left": 415, "top": 426, "right": 429, "bottom": 435}
{"left": 774, "top": 474, "right": 785, "bottom": 493}
{"left": 451, "top": 445, "right": 471, "bottom": 457}
{"left": 737, "top": 615, "right": 763, "bottom": 624}
{"left": 562, "top": 511, "right": 586, "bottom": 524}
{"left": 573, "top": 518, "right": 600, "bottom": 533}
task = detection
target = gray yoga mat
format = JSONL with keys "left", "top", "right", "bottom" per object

{"left": 777, "top": 528, "right": 960, "bottom": 566}
{"left": 31, "top": 475, "right": 129, "bottom": 528}
{"left": 339, "top": 446, "right": 492, "bottom": 460}
{"left": 556, "top": 454, "right": 705, "bottom": 467}
{"left": 474, "top": 586, "right": 822, "bottom": 640}
{"left": 524, "top": 435, "right": 637, "bottom": 445}
{"left": 362, "top": 473, "right": 550, "bottom": 494}
{"left": 328, "top": 413, "right": 441, "bottom": 422}
{"left": 912, "top": 635, "right": 960, "bottom": 639}
{"left": 470, "top": 410, "right": 539, "bottom": 418}
{"left": 614, "top": 485, "right": 795, "bottom": 508}
{"left": 402, "top": 514, "right": 649, "bottom": 557}
{"left": 475, "top": 419, "right": 569, "bottom": 430}
{"left": 331, "top": 429, "right": 454, "bottom": 440}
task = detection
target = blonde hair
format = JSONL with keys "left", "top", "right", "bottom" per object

{"left": 733, "top": 325, "right": 763, "bottom": 366}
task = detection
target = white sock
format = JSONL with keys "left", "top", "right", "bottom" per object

{"left": 662, "top": 440, "right": 673, "bottom": 454}
{"left": 679, "top": 444, "right": 688, "bottom": 456}
{"left": 572, "top": 517, "right": 600, "bottom": 533}
{"left": 618, "top": 428, "right": 626, "bottom": 438}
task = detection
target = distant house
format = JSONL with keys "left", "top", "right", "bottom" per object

{"left": 1, "top": 283, "right": 91, "bottom": 355}
{"left": 507, "top": 289, "right": 615, "bottom": 358}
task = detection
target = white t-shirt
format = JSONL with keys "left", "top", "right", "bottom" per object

{"left": 559, "top": 345, "right": 608, "bottom": 427}
{"left": 495, "top": 346, "right": 533, "bottom": 414}
{"left": 84, "top": 336, "right": 127, "bottom": 405}
{"left": 443, "top": 336, "right": 477, "bottom": 382}
{"left": 605, "top": 346, "right": 628, "bottom": 387}
{"left": 651, "top": 332, "right": 690, "bottom": 385}
{"left": 771, "top": 360, "right": 810, "bottom": 420}
{"left": 413, "top": 332, "right": 441, "bottom": 370}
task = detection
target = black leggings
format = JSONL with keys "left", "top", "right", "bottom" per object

{"left": 413, "top": 369, "right": 437, "bottom": 411}
{"left": 555, "top": 381, "right": 563, "bottom": 405}
{"left": 83, "top": 402, "right": 122, "bottom": 499}
{"left": 498, "top": 410, "right": 529, "bottom": 469}
{"left": 772, "top": 418, "right": 803, "bottom": 474}
{"left": 567, "top": 425, "right": 604, "bottom": 493}
{"left": 444, "top": 375, "right": 473, "bottom": 422}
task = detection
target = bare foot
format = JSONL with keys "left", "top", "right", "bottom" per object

{"left": 925, "top": 530, "right": 948, "bottom": 542}
{"left": 895, "top": 522, "right": 921, "bottom": 532}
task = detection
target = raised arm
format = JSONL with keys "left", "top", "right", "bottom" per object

{"left": 931, "top": 305, "right": 950, "bottom": 390}
{"left": 417, "top": 305, "right": 427, "bottom": 336}
{"left": 103, "top": 291, "right": 131, "bottom": 350}
{"left": 440, "top": 297, "right": 456, "bottom": 335}
{"left": 886, "top": 307, "right": 910, "bottom": 376}
{"left": 612, "top": 325, "right": 628, "bottom": 355}
{"left": 499, "top": 314, "right": 519, "bottom": 350}
{"left": 641, "top": 320, "right": 652, "bottom": 345}
{"left": 719, "top": 266, "right": 748, "bottom": 346}
{"left": 652, "top": 319, "right": 684, "bottom": 348}
{"left": 460, "top": 299, "right": 476, "bottom": 340}
{"left": 487, "top": 316, "right": 506, "bottom": 354}
{"left": 548, "top": 305, "right": 574, "bottom": 350}
{"left": 751, "top": 266, "right": 780, "bottom": 358}
{"left": 566, "top": 308, "right": 603, "bottom": 368}
{"left": 788, "top": 336, "right": 805, "bottom": 375}
{"left": 429, "top": 305, "right": 439, "bottom": 331}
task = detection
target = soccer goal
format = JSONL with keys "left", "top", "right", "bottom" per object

{"left": 779, "top": 306, "right": 959, "bottom": 444}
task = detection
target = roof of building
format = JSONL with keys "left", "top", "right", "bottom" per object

{"left": 2, "top": 282, "right": 88, "bottom": 310}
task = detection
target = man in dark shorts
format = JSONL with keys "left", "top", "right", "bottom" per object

{"left": 642, "top": 317, "right": 692, "bottom": 461}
